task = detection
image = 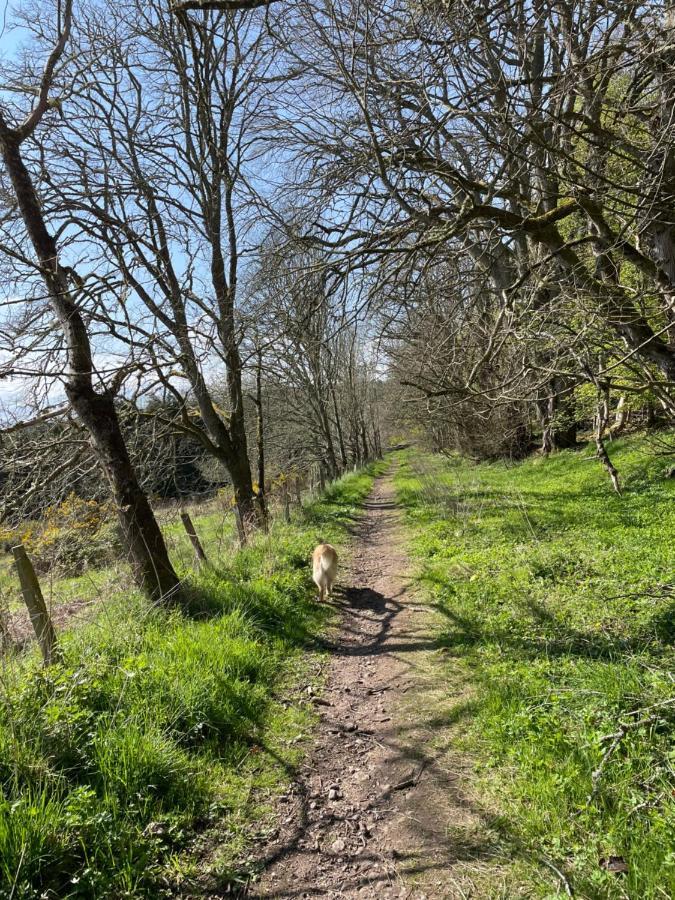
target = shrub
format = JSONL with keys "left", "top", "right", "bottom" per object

{"left": 0, "top": 493, "right": 120, "bottom": 576}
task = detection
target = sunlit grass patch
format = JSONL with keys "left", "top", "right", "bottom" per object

{"left": 0, "top": 462, "right": 382, "bottom": 898}
{"left": 395, "top": 436, "right": 675, "bottom": 899}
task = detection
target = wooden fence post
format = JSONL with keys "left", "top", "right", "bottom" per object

{"left": 12, "top": 545, "right": 59, "bottom": 665}
{"left": 180, "top": 511, "right": 208, "bottom": 569}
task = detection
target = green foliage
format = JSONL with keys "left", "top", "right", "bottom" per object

{"left": 395, "top": 436, "right": 675, "bottom": 899}
{"left": 0, "top": 463, "right": 381, "bottom": 898}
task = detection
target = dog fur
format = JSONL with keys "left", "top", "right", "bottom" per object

{"left": 312, "top": 543, "right": 338, "bottom": 602}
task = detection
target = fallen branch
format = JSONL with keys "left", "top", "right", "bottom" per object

{"left": 590, "top": 698, "right": 675, "bottom": 801}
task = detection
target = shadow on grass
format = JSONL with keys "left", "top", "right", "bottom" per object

{"left": 433, "top": 593, "right": 675, "bottom": 663}
{"left": 177, "top": 576, "right": 331, "bottom": 652}
{"left": 221, "top": 704, "right": 560, "bottom": 900}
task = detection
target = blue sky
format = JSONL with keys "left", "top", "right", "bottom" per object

{"left": 0, "top": 5, "right": 34, "bottom": 415}
{"left": 0, "top": 0, "right": 372, "bottom": 422}
{"left": 0, "top": 1, "right": 30, "bottom": 56}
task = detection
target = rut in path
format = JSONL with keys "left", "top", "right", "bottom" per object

{"left": 250, "top": 472, "right": 484, "bottom": 899}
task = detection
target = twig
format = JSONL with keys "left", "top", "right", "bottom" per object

{"left": 538, "top": 855, "right": 574, "bottom": 896}
{"left": 590, "top": 698, "right": 675, "bottom": 800}
{"left": 8, "top": 845, "right": 26, "bottom": 900}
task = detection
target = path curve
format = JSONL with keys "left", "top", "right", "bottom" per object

{"left": 251, "top": 472, "right": 471, "bottom": 899}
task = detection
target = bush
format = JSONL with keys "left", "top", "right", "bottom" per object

{"left": 0, "top": 493, "right": 120, "bottom": 576}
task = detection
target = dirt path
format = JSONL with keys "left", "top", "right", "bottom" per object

{"left": 251, "top": 471, "right": 479, "bottom": 899}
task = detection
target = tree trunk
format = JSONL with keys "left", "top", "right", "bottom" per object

{"left": 610, "top": 395, "right": 628, "bottom": 435}
{"left": 600, "top": 381, "right": 611, "bottom": 437}
{"left": 282, "top": 481, "right": 291, "bottom": 522}
{"left": 233, "top": 503, "right": 247, "bottom": 546}
{"left": 209, "top": 203, "right": 261, "bottom": 530}
{"left": 595, "top": 430, "right": 622, "bottom": 495}
{"left": 541, "top": 421, "right": 554, "bottom": 455}
{"left": 360, "top": 419, "right": 370, "bottom": 462}
{"left": 0, "top": 129, "right": 180, "bottom": 603}
{"left": 320, "top": 405, "right": 339, "bottom": 478}
{"left": 537, "top": 387, "right": 555, "bottom": 454}
{"left": 595, "top": 391, "right": 621, "bottom": 494}
{"left": 331, "top": 386, "right": 348, "bottom": 471}
{"left": 255, "top": 352, "right": 267, "bottom": 528}
{"left": 230, "top": 451, "right": 260, "bottom": 534}
{"left": 349, "top": 420, "right": 361, "bottom": 464}
{"left": 644, "top": 6, "right": 675, "bottom": 343}
{"left": 374, "top": 424, "right": 383, "bottom": 458}
{"left": 75, "top": 390, "right": 181, "bottom": 599}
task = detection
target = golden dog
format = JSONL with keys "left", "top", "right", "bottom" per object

{"left": 312, "top": 543, "right": 338, "bottom": 601}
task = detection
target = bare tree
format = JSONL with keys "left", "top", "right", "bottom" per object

{"left": 45, "top": 0, "right": 277, "bottom": 527}
{"left": 251, "top": 239, "right": 382, "bottom": 474}
{"left": 0, "top": 0, "right": 180, "bottom": 600}
{"left": 263, "top": 0, "right": 674, "bottom": 465}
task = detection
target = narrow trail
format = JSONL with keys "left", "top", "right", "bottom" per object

{"left": 251, "top": 471, "right": 477, "bottom": 899}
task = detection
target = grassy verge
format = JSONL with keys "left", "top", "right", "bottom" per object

{"left": 0, "top": 463, "right": 383, "bottom": 899}
{"left": 394, "top": 436, "right": 674, "bottom": 899}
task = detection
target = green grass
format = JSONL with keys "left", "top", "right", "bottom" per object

{"left": 0, "top": 554, "right": 120, "bottom": 618}
{"left": 0, "top": 463, "right": 383, "bottom": 899}
{"left": 0, "top": 496, "right": 238, "bottom": 618}
{"left": 394, "top": 435, "right": 674, "bottom": 899}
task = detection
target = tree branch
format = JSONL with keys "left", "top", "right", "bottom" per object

{"left": 14, "top": 0, "right": 73, "bottom": 143}
{"left": 172, "top": 0, "right": 279, "bottom": 12}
